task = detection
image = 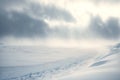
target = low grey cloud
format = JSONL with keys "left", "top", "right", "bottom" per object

{"left": 0, "top": 9, "right": 120, "bottom": 40}
{"left": 0, "top": 0, "right": 75, "bottom": 38}
{"left": 0, "top": 0, "right": 75, "bottom": 22}
{"left": 0, "top": 0, "right": 120, "bottom": 40}
{"left": 89, "top": 16, "right": 120, "bottom": 39}
{"left": 0, "top": 0, "right": 26, "bottom": 9}
{"left": 27, "top": 3, "right": 75, "bottom": 22}
{"left": 49, "top": 16, "right": 120, "bottom": 40}
{"left": 0, "top": 10, "right": 50, "bottom": 38}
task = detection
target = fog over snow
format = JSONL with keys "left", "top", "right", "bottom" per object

{"left": 0, "top": 0, "right": 120, "bottom": 80}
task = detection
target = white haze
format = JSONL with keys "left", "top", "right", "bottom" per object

{"left": 1, "top": 0, "right": 119, "bottom": 48}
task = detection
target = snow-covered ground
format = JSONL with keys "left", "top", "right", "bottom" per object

{"left": 0, "top": 43, "right": 120, "bottom": 80}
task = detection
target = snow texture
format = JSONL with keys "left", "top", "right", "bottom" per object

{"left": 0, "top": 43, "right": 120, "bottom": 80}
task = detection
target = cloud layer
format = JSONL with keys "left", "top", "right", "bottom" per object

{"left": 0, "top": 0, "right": 120, "bottom": 41}
{"left": 89, "top": 16, "right": 120, "bottom": 39}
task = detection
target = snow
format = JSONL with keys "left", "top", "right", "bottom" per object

{"left": 0, "top": 43, "right": 120, "bottom": 80}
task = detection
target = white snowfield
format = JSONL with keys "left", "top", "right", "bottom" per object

{"left": 0, "top": 43, "right": 120, "bottom": 80}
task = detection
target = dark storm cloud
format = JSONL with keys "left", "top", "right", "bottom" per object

{"left": 0, "top": 0, "right": 119, "bottom": 40}
{"left": 25, "top": 3, "right": 75, "bottom": 22}
{"left": 0, "top": 0, "right": 26, "bottom": 8}
{"left": 89, "top": 16, "right": 120, "bottom": 39}
{"left": 0, "top": 0, "right": 75, "bottom": 22}
{"left": 0, "top": 0, "right": 75, "bottom": 38}
{"left": 0, "top": 10, "right": 50, "bottom": 38}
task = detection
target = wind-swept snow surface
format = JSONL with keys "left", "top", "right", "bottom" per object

{"left": 0, "top": 0, "right": 120, "bottom": 80}
{"left": 0, "top": 43, "right": 120, "bottom": 80}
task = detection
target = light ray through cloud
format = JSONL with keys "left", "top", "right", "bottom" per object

{"left": 0, "top": 0, "right": 120, "bottom": 80}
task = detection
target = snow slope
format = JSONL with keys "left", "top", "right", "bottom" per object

{"left": 0, "top": 43, "right": 120, "bottom": 80}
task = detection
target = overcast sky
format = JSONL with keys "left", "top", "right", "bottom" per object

{"left": 0, "top": 0, "right": 120, "bottom": 46}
